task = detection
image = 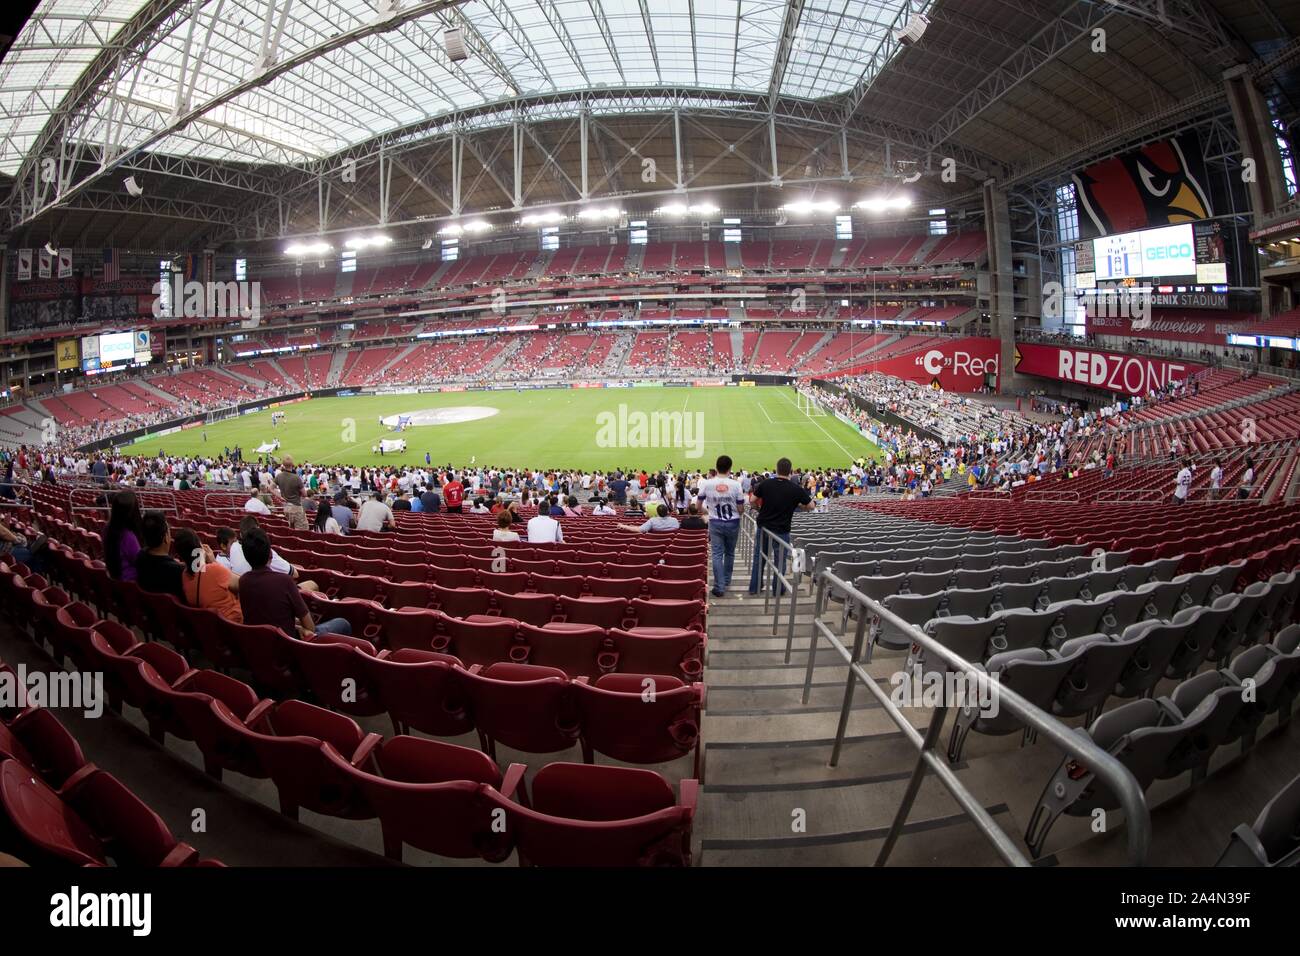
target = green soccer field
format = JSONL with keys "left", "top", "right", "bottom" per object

{"left": 120, "top": 386, "right": 881, "bottom": 472}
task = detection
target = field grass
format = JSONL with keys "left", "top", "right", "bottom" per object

{"left": 121, "top": 386, "right": 881, "bottom": 472}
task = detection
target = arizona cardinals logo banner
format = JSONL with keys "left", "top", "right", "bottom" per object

{"left": 1072, "top": 134, "right": 1213, "bottom": 240}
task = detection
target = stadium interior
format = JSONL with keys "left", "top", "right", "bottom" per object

{"left": 1, "top": 0, "right": 1300, "bottom": 895}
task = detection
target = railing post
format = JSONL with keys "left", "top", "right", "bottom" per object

{"left": 875, "top": 705, "right": 949, "bottom": 866}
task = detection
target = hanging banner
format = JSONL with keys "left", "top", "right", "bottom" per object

{"left": 1014, "top": 343, "right": 1205, "bottom": 396}
{"left": 56, "top": 338, "right": 79, "bottom": 370}
{"left": 57, "top": 248, "right": 73, "bottom": 278}
{"left": 37, "top": 249, "right": 51, "bottom": 278}
{"left": 835, "top": 337, "right": 1002, "bottom": 391}
{"left": 1071, "top": 134, "right": 1212, "bottom": 240}
{"left": 16, "top": 249, "right": 32, "bottom": 280}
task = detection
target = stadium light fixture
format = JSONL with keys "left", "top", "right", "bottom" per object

{"left": 284, "top": 241, "right": 332, "bottom": 256}
{"left": 781, "top": 199, "right": 840, "bottom": 215}
{"left": 655, "top": 202, "right": 719, "bottom": 217}
{"left": 521, "top": 211, "right": 565, "bottom": 225}
{"left": 344, "top": 233, "right": 393, "bottom": 250}
{"left": 576, "top": 206, "right": 624, "bottom": 221}
{"left": 853, "top": 196, "right": 912, "bottom": 212}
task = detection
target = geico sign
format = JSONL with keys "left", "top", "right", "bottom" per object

{"left": 1056, "top": 349, "right": 1188, "bottom": 394}
{"left": 1145, "top": 243, "right": 1192, "bottom": 261}
{"left": 919, "top": 349, "right": 998, "bottom": 377}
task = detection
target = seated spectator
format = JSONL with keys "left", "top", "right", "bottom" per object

{"left": 626, "top": 496, "right": 646, "bottom": 516}
{"left": 330, "top": 496, "right": 354, "bottom": 534}
{"left": 590, "top": 497, "right": 616, "bottom": 516}
{"left": 238, "top": 529, "right": 348, "bottom": 638}
{"left": 392, "top": 491, "right": 412, "bottom": 512}
{"left": 135, "top": 511, "right": 185, "bottom": 599}
{"left": 213, "top": 527, "right": 238, "bottom": 569}
{"left": 173, "top": 527, "right": 242, "bottom": 623}
{"left": 357, "top": 491, "right": 394, "bottom": 532}
{"left": 471, "top": 497, "right": 490, "bottom": 514}
{"left": 228, "top": 515, "right": 306, "bottom": 587}
{"left": 547, "top": 495, "right": 565, "bottom": 517}
{"left": 620, "top": 503, "right": 680, "bottom": 533}
{"left": 527, "top": 507, "right": 564, "bottom": 543}
{"left": 104, "top": 489, "right": 143, "bottom": 582}
{"left": 561, "top": 495, "right": 583, "bottom": 517}
{"left": 678, "top": 504, "right": 708, "bottom": 529}
{"left": 0, "top": 519, "right": 47, "bottom": 572}
{"left": 243, "top": 493, "right": 271, "bottom": 515}
{"left": 313, "top": 496, "right": 341, "bottom": 534}
{"left": 419, "top": 485, "right": 441, "bottom": 513}
{"left": 492, "top": 510, "right": 521, "bottom": 542}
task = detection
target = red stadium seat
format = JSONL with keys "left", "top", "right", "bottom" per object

{"left": 477, "top": 570, "right": 530, "bottom": 594}
{"left": 603, "top": 628, "right": 705, "bottom": 682}
{"left": 49, "top": 602, "right": 99, "bottom": 671}
{"left": 220, "top": 621, "right": 306, "bottom": 699}
{"left": 335, "top": 736, "right": 503, "bottom": 862}
{"left": 3, "top": 708, "right": 91, "bottom": 788}
{"left": 458, "top": 662, "right": 579, "bottom": 758}
{"left": 530, "top": 573, "right": 585, "bottom": 598}
{"left": 171, "top": 671, "right": 272, "bottom": 780}
{"left": 431, "top": 584, "right": 493, "bottom": 619}
{"left": 574, "top": 674, "right": 704, "bottom": 777}
{"left": 368, "top": 606, "right": 441, "bottom": 652}
{"left": 0, "top": 758, "right": 105, "bottom": 866}
{"left": 357, "top": 648, "right": 472, "bottom": 737}
{"left": 242, "top": 699, "right": 381, "bottom": 820}
{"left": 480, "top": 762, "right": 697, "bottom": 866}
{"left": 60, "top": 768, "right": 200, "bottom": 866}
{"left": 378, "top": 580, "right": 434, "bottom": 610}
{"left": 646, "top": 578, "right": 706, "bottom": 601}
{"left": 557, "top": 595, "right": 629, "bottom": 629}
{"left": 518, "top": 623, "right": 607, "bottom": 678}
{"left": 630, "top": 598, "right": 706, "bottom": 631}
{"left": 493, "top": 590, "right": 560, "bottom": 627}
{"left": 290, "top": 633, "right": 384, "bottom": 717}
{"left": 434, "top": 615, "right": 522, "bottom": 667}
{"left": 585, "top": 577, "right": 645, "bottom": 600}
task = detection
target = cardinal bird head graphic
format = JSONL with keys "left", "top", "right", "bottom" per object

{"left": 1073, "top": 138, "right": 1211, "bottom": 237}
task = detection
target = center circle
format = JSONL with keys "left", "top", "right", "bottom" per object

{"left": 380, "top": 406, "right": 501, "bottom": 427}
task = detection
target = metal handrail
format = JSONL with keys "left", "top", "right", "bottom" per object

{"left": 740, "top": 513, "right": 804, "bottom": 660}
{"left": 800, "top": 570, "right": 1152, "bottom": 867}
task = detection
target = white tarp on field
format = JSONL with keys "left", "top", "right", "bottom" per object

{"left": 255, "top": 440, "right": 280, "bottom": 453}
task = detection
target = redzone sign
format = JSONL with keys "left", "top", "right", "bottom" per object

{"left": 1015, "top": 342, "right": 1204, "bottom": 396}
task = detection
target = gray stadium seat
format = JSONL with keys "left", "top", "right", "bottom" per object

{"left": 918, "top": 616, "right": 1000, "bottom": 670}
{"left": 1082, "top": 569, "right": 1124, "bottom": 599}
{"left": 1118, "top": 562, "right": 1155, "bottom": 590}
{"left": 1217, "top": 772, "right": 1300, "bottom": 867}
{"left": 997, "top": 581, "right": 1045, "bottom": 611}
{"left": 1269, "top": 571, "right": 1298, "bottom": 623}
{"left": 1166, "top": 603, "right": 1231, "bottom": 679}
{"left": 946, "top": 648, "right": 1070, "bottom": 763}
{"left": 1208, "top": 593, "right": 1254, "bottom": 662}
{"left": 959, "top": 553, "right": 994, "bottom": 571}
{"left": 1097, "top": 590, "right": 1149, "bottom": 636}
{"left": 1114, "top": 619, "right": 1193, "bottom": 699}
{"left": 996, "top": 564, "right": 1037, "bottom": 585}
{"left": 953, "top": 568, "right": 997, "bottom": 590}
{"left": 1041, "top": 575, "right": 1087, "bottom": 607}
{"left": 940, "top": 586, "right": 999, "bottom": 619}
{"left": 1025, "top": 698, "right": 1191, "bottom": 858}
{"left": 1161, "top": 672, "right": 1249, "bottom": 778}
{"left": 904, "top": 570, "right": 953, "bottom": 596}
{"left": 1136, "top": 580, "right": 1185, "bottom": 622}
{"left": 1044, "top": 599, "right": 1108, "bottom": 647}
{"left": 992, "top": 608, "right": 1057, "bottom": 654}
{"left": 1171, "top": 569, "right": 1218, "bottom": 611}
{"left": 1052, "top": 633, "right": 1141, "bottom": 720}
{"left": 1209, "top": 561, "right": 1245, "bottom": 598}
{"left": 1146, "top": 556, "right": 1183, "bottom": 582}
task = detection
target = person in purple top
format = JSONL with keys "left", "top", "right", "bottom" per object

{"left": 104, "top": 490, "right": 144, "bottom": 582}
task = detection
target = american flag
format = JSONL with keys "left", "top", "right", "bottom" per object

{"left": 102, "top": 247, "right": 120, "bottom": 283}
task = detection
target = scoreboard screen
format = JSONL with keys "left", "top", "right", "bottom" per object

{"left": 81, "top": 330, "right": 151, "bottom": 373}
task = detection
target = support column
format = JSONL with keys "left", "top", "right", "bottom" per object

{"left": 0, "top": 245, "right": 8, "bottom": 337}
{"left": 1224, "top": 65, "right": 1288, "bottom": 230}
{"left": 984, "top": 180, "right": 1016, "bottom": 394}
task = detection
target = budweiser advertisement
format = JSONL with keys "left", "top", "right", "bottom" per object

{"left": 838, "top": 337, "right": 1001, "bottom": 391}
{"left": 1086, "top": 310, "right": 1258, "bottom": 345}
{"left": 1015, "top": 343, "right": 1204, "bottom": 396}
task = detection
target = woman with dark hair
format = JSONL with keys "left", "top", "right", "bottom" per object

{"left": 104, "top": 490, "right": 144, "bottom": 581}
{"left": 313, "top": 494, "right": 340, "bottom": 533}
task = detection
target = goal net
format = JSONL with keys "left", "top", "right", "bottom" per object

{"left": 796, "top": 390, "right": 828, "bottom": 417}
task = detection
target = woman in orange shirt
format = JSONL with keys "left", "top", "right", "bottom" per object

{"left": 173, "top": 528, "right": 243, "bottom": 623}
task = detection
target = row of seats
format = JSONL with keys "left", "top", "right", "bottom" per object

{"left": 0, "top": 656, "right": 222, "bottom": 868}
{"left": 1023, "top": 625, "right": 1300, "bottom": 857}
{"left": 1218, "top": 771, "right": 1300, "bottom": 867}
{"left": 3, "top": 544, "right": 701, "bottom": 866}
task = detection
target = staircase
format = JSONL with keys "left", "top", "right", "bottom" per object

{"left": 326, "top": 348, "right": 349, "bottom": 387}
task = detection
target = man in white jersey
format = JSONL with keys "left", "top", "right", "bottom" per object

{"left": 697, "top": 455, "right": 745, "bottom": 598}
{"left": 1173, "top": 459, "right": 1193, "bottom": 504}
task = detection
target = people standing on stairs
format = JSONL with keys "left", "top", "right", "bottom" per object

{"left": 748, "top": 457, "right": 813, "bottom": 596}
{"left": 698, "top": 455, "right": 744, "bottom": 598}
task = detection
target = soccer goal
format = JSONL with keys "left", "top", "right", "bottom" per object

{"left": 795, "top": 390, "right": 828, "bottom": 417}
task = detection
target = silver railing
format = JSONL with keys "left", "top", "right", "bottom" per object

{"left": 799, "top": 570, "right": 1152, "bottom": 867}
{"left": 739, "top": 512, "right": 806, "bottom": 662}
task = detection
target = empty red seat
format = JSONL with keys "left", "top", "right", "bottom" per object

{"left": 290, "top": 634, "right": 383, "bottom": 717}
{"left": 630, "top": 598, "right": 705, "bottom": 631}
{"left": 171, "top": 671, "right": 271, "bottom": 781}
{"left": 358, "top": 648, "right": 472, "bottom": 738}
{"left": 602, "top": 563, "right": 658, "bottom": 581}
{"left": 368, "top": 606, "right": 440, "bottom": 652}
{"left": 0, "top": 758, "right": 105, "bottom": 866}
{"left": 558, "top": 595, "right": 629, "bottom": 629}
{"left": 585, "top": 577, "right": 645, "bottom": 600}
{"left": 60, "top": 768, "right": 199, "bottom": 866}
{"left": 477, "top": 570, "right": 529, "bottom": 594}
{"left": 431, "top": 584, "right": 493, "bottom": 619}
{"left": 518, "top": 623, "right": 607, "bottom": 678}
{"left": 434, "top": 615, "right": 522, "bottom": 667}
{"left": 530, "top": 573, "right": 585, "bottom": 598}
{"left": 220, "top": 621, "right": 306, "bottom": 699}
{"left": 458, "top": 662, "right": 578, "bottom": 759}
{"left": 338, "top": 736, "right": 504, "bottom": 862}
{"left": 604, "top": 628, "right": 705, "bottom": 682}
{"left": 49, "top": 602, "right": 99, "bottom": 672}
{"left": 242, "top": 699, "right": 381, "bottom": 820}
{"left": 1, "top": 708, "right": 90, "bottom": 787}
{"left": 480, "top": 762, "right": 697, "bottom": 866}
{"left": 574, "top": 674, "right": 704, "bottom": 777}
{"left": 379, "top": 580, "right": 433, "bottom": 610}
{"left": 646, "top": 578, "right": 706, "bottom": 601}
{"left": 493, "top": 591, "right": 559, "bottom": 627}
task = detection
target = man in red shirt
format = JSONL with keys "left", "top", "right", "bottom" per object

{"left": 443, "top": 471, "right": 464, "bottom": 513}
